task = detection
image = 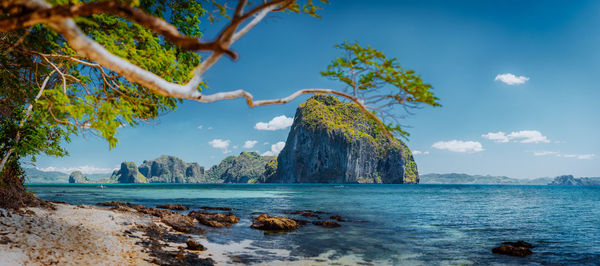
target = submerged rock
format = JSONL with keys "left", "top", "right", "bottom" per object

{"left": 329, "top": 215, "right": 345, "bottom": 222}
{"left": 502, "top": 241, "right": 534, "bottom": 249}
{"left": 157, "top": 204, "right": 189, "bottom": 211}
{"left": 250, "top": 214, "right": 299, "bottom": 231}
{"left": 301, "top": 212, "right": 321, "bottom": 218}
{"left": 270, "top": 94, "right": 418, "bottom": 184}
{"left": 188, "top": 210, "right": 240, "bottom": 228}
{"left": 199, "top": 206, "right": 233, "bottom": 211}
{"left": 312, "top": 220, "right": 341, "bottom": 228}
{"left": 492, "top": 241, "right": 534, "bottom": 257}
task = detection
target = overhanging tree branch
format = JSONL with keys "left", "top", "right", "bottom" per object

{"left": 0, "top": 1, "right": 237, "bottom": 58}
{"left": 0, "top": 0, "right": 397, "bottom": 140}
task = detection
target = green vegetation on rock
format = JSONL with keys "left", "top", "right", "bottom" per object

{"left": 68, "top": 171, "right": 89, "bottom": 184}
{"left": 138, "top": 155, "right": 206, "bottom": 183}
{"left": 208, "top": 152, "right": 276, "bottom": 183}
{"left": 110, "top": 162, "right": 146, "bottom": 184}
{"left": 273, "top": 94, "right": 419, "bottom": 184}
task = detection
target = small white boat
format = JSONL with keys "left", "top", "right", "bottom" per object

{"left": 99, "top": 184, "right": 105, "bottom": 189}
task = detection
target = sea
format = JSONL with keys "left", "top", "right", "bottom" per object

{"left": 27, "top": 183, "right": 600, "bottom": 265}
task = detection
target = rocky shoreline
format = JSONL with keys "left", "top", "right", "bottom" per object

{"left": 0, "top": 200, "right": 354, "bottom": 265}
{"left": 0, "top": 199, "right": 537, "bottom": 265}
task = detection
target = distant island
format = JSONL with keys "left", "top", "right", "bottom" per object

{"left": 420, "top": 173, "right": 599, "bottom": 186}
{"left": 269, "top": 95, "right": 417, "bottom": 184}
{"left": 27, "top": 167, "right": 599, "bottom": 186}
{"left": 420, "top": 173, "right": 553, "bottom": 185}
{"left": 23, "top": 96, "right": 599, "bottom": 186}
{"left": 548, "top": 175, "right": 600, "bottom": 186}
{"left": 27, "top": 95, "right": 419, "bottom": 185}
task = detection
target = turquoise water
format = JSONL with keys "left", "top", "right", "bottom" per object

{"left": 28, "top": 184, "right": 600, "bottom": 265}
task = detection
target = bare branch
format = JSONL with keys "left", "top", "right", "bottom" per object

{"left": 0, "top": 1, "right": 237, "bottom": 58}
{"left": 196, "top": 88, "right": 393, "bottom": 138}
{"left": 2, "top": 1, "right": 396, "bottom": 140}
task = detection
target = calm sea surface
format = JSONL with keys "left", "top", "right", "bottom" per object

{"left": 27, "top": 184, "right": 600, "bottom": 265}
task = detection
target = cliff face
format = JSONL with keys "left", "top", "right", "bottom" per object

{"left": 138, "top": 155, "right": 206, "bottom": 183}
{"left": 207, "top": 152, "right": 275, "bottom": 183}
{"left": 270, "top": 94, "right": 418, "bottom": 184}
{"left": 110, "top": 162, "right": 147, "bottom": 183}
{"left": 68, "top": 171, "right": 89, "bottom": 183}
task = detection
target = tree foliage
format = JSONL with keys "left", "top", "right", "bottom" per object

{"left": 322, "top": 41, "right": 440, "bottom": 137}
{"left": 0, "top": 0, "right": 330, "bottom": 205}
{"left": 0, "top": 0, "right": 437, "bottom": 209}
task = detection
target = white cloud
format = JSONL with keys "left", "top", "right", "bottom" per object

{"left": 482, "top": 130, "right": 549, "bottom": 143}
{"left": 243, "top": 140, "right": 258, "bottom": 149}
{"left": 576, "top": 154, "right": 596, "bottom": 160}
{"left": 494, "top": 73, "right": 530, "bottom": 85}
{"left": 197, "top": 125, "right": 203, "bottom": 129}
{"left": 254, "top": 115, "right": 293, "bottom": 131}
{"left": 38, "top": 165, "right": 115, "bottom": 174}
{"left": 412, "top": 150, "right": 429, "bottom": 155}
{"left": 233, "top": 145, "right": 238, "bottom": 149}
{"left": 533, "top": 151, "right": 559, "bottom": 156}
{"left": 432, "top": 140, "right": 484, "bottom": 153}
{"left": 533, "top": 151, "right": 595, "bottom": 160}
{"left": 208, "top": 139, "right": 231, "bottom": 153}
{"left": 263, "top": 142, "right": 269, "bottom": 145}
{"left": 207, "top": 126, "right": 213, "bottom": 130}
{"left": 262, "top": 141, "right": 286, "bottom": 156}
{"left": 481, "top": 132, "right": 510, "bottom": 143}
{"left": 559, "top": 153, "right": 596, "bottom": 160}
{"left": 507, "top": 130, "right": 549, "bottom": 143}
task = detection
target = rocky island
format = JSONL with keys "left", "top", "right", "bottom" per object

{"left": 269, "top": 94, "right": 418, "bottom": 184}
{"left": 67, "top": 153, "right": 276, "bottom": 184}
{"left": 63, "top": 95, "right": 419, "bottom": 184}
{"left": 549, "top": 175, "right": 600, "bottom": 186}
{"left": 207, "top": 151, "right": 276, "bottom": 183}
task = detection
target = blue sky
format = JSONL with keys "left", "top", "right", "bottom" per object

{"left": 33, "top": 0, "right": 599, "bottom": 178}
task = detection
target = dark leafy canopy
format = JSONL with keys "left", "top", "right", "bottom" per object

{"left": 321, "top": 41, "right": 440, "bottom": 137}
{"left": 0, "top": 0, "right": 215, "bottom": 185}
{"left": 0, "top": 0, "right": 327, "bottom": 173}
{"left": 2, "top": 0, "right": 206, "bottom": 162}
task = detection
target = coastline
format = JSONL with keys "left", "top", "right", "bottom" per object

{"left": 0, "top": 201, "right": 371, "bottom": 266}
{"left": 0, "top": 202, "right": 216, "bottom": 265}
{"left": 5, "top": 184, "right": 599, "bottom": 265}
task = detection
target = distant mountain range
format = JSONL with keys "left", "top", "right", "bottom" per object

{"left": 27, "top": 166, "right": 599, "bottom": 186}
{"left": 548, "top": 175, "right": 600, "bottom": 186}
{"left": 420, "top": 173, "right": 553, "bottom": 185}
{"left": 24, "top": 168, "right": 110, "bottom": 183}
{"left": 26, "top": 152, "right": 277, "bottom": 184}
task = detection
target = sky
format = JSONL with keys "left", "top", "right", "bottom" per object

{"left": 32, "top": 0, "right": 600, "bottom": 179}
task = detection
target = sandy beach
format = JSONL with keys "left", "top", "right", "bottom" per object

{"left": 0, "top": 203, "right": 154, "bottom": 265}
{"left": 0, "top": 201, "right": 371, "bottom": 266}
{"left": 0, "top": 202, "right": 220, "bottom": 265}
